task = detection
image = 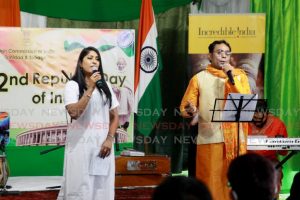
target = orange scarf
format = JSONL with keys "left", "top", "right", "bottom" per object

{"left": 207, "top": 65, "right": 249, "bottom": 163}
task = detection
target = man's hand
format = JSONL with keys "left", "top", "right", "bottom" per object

{"left": 184, "top": 100, "right": 197, "bottom": 117}
{"left": 221, "top": 63, "right": 234, "bottom": 73}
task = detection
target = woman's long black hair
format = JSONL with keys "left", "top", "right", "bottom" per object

{"left": 71, "top": 46, "right": 112, "bottom": 107}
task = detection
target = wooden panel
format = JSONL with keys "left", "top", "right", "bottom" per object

{"left": 115, "top": 187, "right": 154, "bottom": 200}
{"left": 115, "top": 155, "right": 171, "bottom": 175}
{"left": 115, "top": 175, "right": 168, "bottom": 188}
{"left": 115, "top": 155, "right": 171, "bottom": 188}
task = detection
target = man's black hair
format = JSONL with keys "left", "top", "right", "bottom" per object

{"left": 208, "top": 40, "right": 231, "bottom": 53}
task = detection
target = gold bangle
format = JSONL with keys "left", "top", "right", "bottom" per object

{"left": 108, "top": 134, "right": 114, "bottom": 138}
{"left": 107, "top": 134, "right": 115, "bottom": 140}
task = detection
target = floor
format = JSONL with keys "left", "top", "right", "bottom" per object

{"left": 6, "top": 176, "right": 62, "bottom": 192}
{"left": 1, "top": 176, "right": 61, "bottom": 200}
{"left": 2, "top": 176, "right": 289, "bottom": 200}
{"left": 0, "top": 190, "right": 59, "bottom": 200}
{"left": 2, "top": 176, "right": 154, "bottom": 200}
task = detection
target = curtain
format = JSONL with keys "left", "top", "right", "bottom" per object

{"left": 20, "top": 0, "right": 192, "bottom": 22}
{"left": 47, "top": 5, "right": 190, "bottom": 173}
{"left": 21, "top": 12, "right": 47, "bottom": 27}
{"left": 191, "top": 0, "right": 250, "bottom": 13}
{"left": 251, "top": 0, "right": 300, "bottom": 192}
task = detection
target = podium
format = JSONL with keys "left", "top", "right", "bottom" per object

{"left": 115, "top": 155, "right": 171, "bottom": 200}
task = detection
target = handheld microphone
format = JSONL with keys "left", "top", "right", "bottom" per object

{"left": 91, "top": 66, "right": 112, "bottom": 107}
{"left": 220, "top": 64, "right": 235, "bottom": 85}
{"left": 92, "top": 66, "right": 104, "bottom": 90}
{"left": 226, "top": 70, "right": 235, "bottom": 85}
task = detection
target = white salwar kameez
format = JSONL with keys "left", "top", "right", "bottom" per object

{"left": 57, "top": 80, "right": 119, "bottom": 200}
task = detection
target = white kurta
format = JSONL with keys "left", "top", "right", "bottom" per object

{"left": 57, "top": 80, "right": 119, "bottom": 200}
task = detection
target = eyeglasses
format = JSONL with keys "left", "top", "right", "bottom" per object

{"left": 214, "top": 49, "right": 232, "bottom": 56}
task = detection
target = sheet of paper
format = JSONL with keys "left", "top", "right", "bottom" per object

{"left": 89, "top": 149, "right": 110, "bottom": 176}
{"left": 222, "top": 93, "right": 258, "bottom": 122}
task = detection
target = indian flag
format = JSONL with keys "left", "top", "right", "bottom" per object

{"left": 0, "top": 0, "right": 21, "bottom": 26}
{"left": 134, "top": 0, "right": 162, "bottom": 136}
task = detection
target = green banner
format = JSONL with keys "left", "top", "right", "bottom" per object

{"left": 251, "top": 0, "right": 300, "bottom": 193}
{"left": 20, "top": 0, "right": 192, "bottom": 22}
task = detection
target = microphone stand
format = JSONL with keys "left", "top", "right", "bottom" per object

{"left": 40, "top": 70, "right": 69, "bottom": 155}
{"left": 276, "top": 151, "right": 299, "bottom": 169}
{"left": 39, "top": 70, "right": 70, "bottom": 189}
{"left": 40, "top": 145, "right": 65, "bottom": 155}
{"left": 115, "top": 132, "right": 120, "bottom": 152}
{"left": 235, "top": 96, "right": 244, "bottom": 156}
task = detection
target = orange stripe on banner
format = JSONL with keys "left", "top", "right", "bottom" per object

{"left": 134, "top": 0, "right": 154, "bottom": 93}
{"left": 0, "top": 0, "right": 21, "bottom": 26}
{"left": 0, "top": 112, "right": 8, "bottom": 119}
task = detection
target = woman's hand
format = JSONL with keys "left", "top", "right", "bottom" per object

{"left": 88, "top": 71, "right": 101, "bottom": 89}
{"left": 99, "top": 136, "right": 113, "bottom": 158}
